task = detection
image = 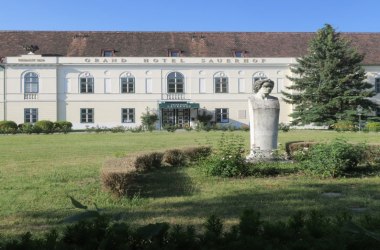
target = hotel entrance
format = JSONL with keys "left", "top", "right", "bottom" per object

{"left": 159, "top": 102, "right": 200, "bottom": 128}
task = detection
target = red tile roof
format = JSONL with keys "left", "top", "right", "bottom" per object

{"left": 0, "top": 31, "right": 379, "bottom": 64}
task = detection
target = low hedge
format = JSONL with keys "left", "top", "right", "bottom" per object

{"left": 0, "top": 120, "right": 18, "bottom": 134}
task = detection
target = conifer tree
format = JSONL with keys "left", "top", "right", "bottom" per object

{"left": 282, "top": 24, "right": 377, "bottom": 125}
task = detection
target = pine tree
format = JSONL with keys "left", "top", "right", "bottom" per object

{"left": 282, "top": 24, "right": 377, "bottom": 126}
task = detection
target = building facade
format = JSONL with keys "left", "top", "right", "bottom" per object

{"left": 0, "top": 31, "right": 379, "bottom": 129}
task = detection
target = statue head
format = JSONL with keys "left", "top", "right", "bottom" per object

{"left": 253, "top": 79, "right": 274, "bottom": 98}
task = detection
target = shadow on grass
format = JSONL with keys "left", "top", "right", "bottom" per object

{"left": 127, "top": 167, "right": 199, "bottom": 198}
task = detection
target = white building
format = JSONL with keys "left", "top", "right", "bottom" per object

{"left": 0, "top": 31, "right": 379, "bottom": 129}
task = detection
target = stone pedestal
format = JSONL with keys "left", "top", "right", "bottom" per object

{"left": 247, "top": 95, "right": 280, "bottom": 161}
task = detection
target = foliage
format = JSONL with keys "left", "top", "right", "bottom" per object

{"left": 163, "top": 124, "right": 177, "bottom": 132}
{"left": 2, "top": 206, "right": 380, "bottom": 250}
{"left": 0, "top": 120, "right": 18, "bottom": 134}
{"left": 54, "top": 121, "right": 73, "bottom": 133}
{"left": 197, "top": 109, "right": 213, "bottom": 126}
{"left": 109, "top": 125, "right": 126, "bottom": 133}
{"left": 134, "top": 152, "right": 165, "bottom": 171}
{"left": 283, "top": 24, "right": 377, "bottom": 126}
{"left": 140, "top": 107, "right": 158, "bottom": 131}
{"left": 101, "top": 169, "right": 136, "bottom": 197}
{"left": 162, "top": 149, "right": 187, "bottom": 167}
{"left": 17, "top": 123, "right": 35, "bottom": 134}
{"left": 333, "top": 120, "right": 356, "bottom": 131}
{"left": 181, "top": 146, "right": 212, "bottom": 162}
{"left": 34, "top": 120, "right": 55, "bottom": 134}
{"left": 364, "top": 121, "right": 380, "bottom": 132}
{"left": 200, "top": 133, "right": 248, "bottom": 177}
{"left": 278, "top": 122, "right": 290, "bottom": 132}
{"left": 299, "top": 139, "right": 368, "bottom": 177}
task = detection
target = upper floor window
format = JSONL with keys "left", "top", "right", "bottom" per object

{"left": 214, "top": 72, "right": 228, "bottom": 93}
{"left": 375, "top": 78, "right": 380, "bottom": 93}
{"left": 24, "top": 72, "right": 39, "bottom": 93}
{"left": 24, "top": 108, "right": 38, "bottom": 123}
{"left": 120, "top": 73, "right": 135, "bottom": 93}
{"left": 167, "top": 72, "right": 184, "bottom": 93}
{"left": 169, "top": 49, "right": 181, "bottom": 57}
{"left": 80, "top": 73, "right": 94, "bottom": 93}
{"left": 102, "top": 49, "right": 114, "bottom": 57}
{"left": 234, "top": 50, "right": 245, "bottom": 57}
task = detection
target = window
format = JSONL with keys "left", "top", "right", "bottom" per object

{"left": 80, "top": 75, "right": 94, "bottom": 93}
{"left": 80, "top": 108, "right": 94, "bottom": 123}
{"left": 376, "top": 78, "right": 380, "bottom": 93}
{"left": 214, "top": 73, "right": 228, "bottom": 93}
{"left": 121, "top": 108, "right": 135, "bottom": 123}
{"left": 215, "top": 108, "right": 229, "bottom": 123}
{"left": 24, "top": 72, "right": 39, "bottom": 93}
{"left": 234, "top": 50, "right": 245, "bottom": 57}
{"left": 169, "top": 49, "right": 181, "bottom": 57}
{"left": 24, "top": 108, "right": 38, "bottom": 123}
{"left": 102, "top": 49, "right": 114, "bottom": 57}
{"left": 167, "top": 72, "right": 184, "bottom": 93}
{"left": 121, "top": 74, "right": 135, "bottom": 93}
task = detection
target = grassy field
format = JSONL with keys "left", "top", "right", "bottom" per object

{"left": 0, "top": 130, "right": 380, "bottom": 236}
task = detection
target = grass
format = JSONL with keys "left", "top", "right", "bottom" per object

{"left": 0, "top": 130, "right": 380, "bottom": 236}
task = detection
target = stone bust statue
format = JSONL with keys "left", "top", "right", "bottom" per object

{"left": 247, "top": 79, "right": 280, "bottom": 160}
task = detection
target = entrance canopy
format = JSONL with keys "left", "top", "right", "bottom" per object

{"left": 159, "top": 102, "right": 200, "bottom": 109}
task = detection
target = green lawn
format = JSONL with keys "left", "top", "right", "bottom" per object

{"left": 0, "top": 130, "right": 380, "bottom": 236}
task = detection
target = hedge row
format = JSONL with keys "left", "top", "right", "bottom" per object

{"left": 1, "top": 209, "right": 379, "bottom": 249}
{"left": 0, "top": 120, "right": 72, "bottom": 134}
{"left": 101, "top": 146, "right": 212, "bottom": 197}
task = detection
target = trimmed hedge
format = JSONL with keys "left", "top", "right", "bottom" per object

{"left": 0, "top": 120, "right": 18, "bottom": 134}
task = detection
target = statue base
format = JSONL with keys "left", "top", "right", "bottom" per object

{"left": 246, "top": 147, "right": 278, "bottom": 162}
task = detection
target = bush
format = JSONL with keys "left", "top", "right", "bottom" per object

{"left": 0, "top": 120, "right": 18, "bottom": 134}
{"left": 163, "top": 124, "right": 177, "bottom": 132}
{"left": 299, "top": 139, "right": 367, "bottom": 178}
{"left": 333, "top": 120, "right": 356, "bottom": 132}
{"left": 109, "top": 125, "right": 126, "bottom": 133}
{"left": 200, "top": 133, "right": 248, "bottom": 177}
{"left": 18, "top": 123, "right": 35, "bottom": 134}
{"left": 182, "top": 146, "right": 212, "bottom": 162}
{"left": 278, "top": 122, "right": 290, "bottom": 132}
{"left": 134, "top": 152, "right": 164, "bottom": 171}
{"left": 162, "top": 149, "right": 187, "bottom": 167}
{"left": 54, "top": 121, "right": 73, "bottom": 133}
{"left": 364, "top": 122, "right": 380, "bottom": 132}
{"left": 34, "top": 120, "right": 55, "bottom": 134}
{"left": 285, "top": 141, "right": 318, "bottom": 160}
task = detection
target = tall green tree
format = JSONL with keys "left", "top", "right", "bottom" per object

{"left": 282, "top": 24, "right": 377, "bottom": 126}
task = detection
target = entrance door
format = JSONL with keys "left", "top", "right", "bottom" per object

{"left": 162, "top": 108, "right": 190, "bottom": 128}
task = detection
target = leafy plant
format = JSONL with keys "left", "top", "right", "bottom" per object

{"left": 0, "top": 120, "right": 18, "bottom": 134}
{"left": 140, "top": 107, "right": 158, "bottom": 132}
{"left": 299, "top": 139, "right": 367, "bottom": 177}
{"left": 34, "top": 120, "right": 55, "bottom": 134}
{"left": 200, "top": 133, "right": 248, "bottom": 177}
{"left": 54, "top": 121, "right": 73, "bottom": 133}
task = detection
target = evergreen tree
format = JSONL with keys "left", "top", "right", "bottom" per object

{"left": 282, "top": 24, "right": 377, "bottom": 126}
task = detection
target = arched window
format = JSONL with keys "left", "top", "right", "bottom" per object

{"left": 79, "top": 72, "right": 94, "bottom": 93}
{"left": 120, "top": 72, "right": 135, "bottom": 93}
{"left": 252, "top": 71, "right": 268, "bottom": 89}
{"left": 167, "top": 72, "right": 184, "bottom": 93}
{"left": 214, "top": 72, "right": 228, "bottom": 93}
{"left": 24, "top": 72, "right": 39, "bottom": 93}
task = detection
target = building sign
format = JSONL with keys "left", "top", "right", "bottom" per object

{"left": 82, "top": 57, "right": 267, "bottom": 64}
{"left": 159, "top": 102, "right": 200, "bottom": 109}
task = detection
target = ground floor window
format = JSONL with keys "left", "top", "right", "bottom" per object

{"left": 24, "top": 108, "right": 38, "bottom": 123}
{"left": 215, "top": 108, "right": 229, "bottom": 123}
{"left": 80, "top": 108, "right": 94, "bottom": 123}
{"left": 121, "top": 108, "right": 135, "bottom": 123}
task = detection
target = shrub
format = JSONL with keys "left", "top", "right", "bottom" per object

{"left": 364, "top": 122, "right": 380, "bottom": 132}
{"left": 110, "top": 125, "right": 126, "bottom": 133}
{"left": 134, "top": 152, "right": 164, "bottom": 171}
{"left": 182, "top": 146, "right": 212, "bottom": 162}
{"left": 162, "top": 149, "right": 187, "bottom": 167}
{"left": 285, "top": 141, "right": 318, "bottom": 160}
{"left": 278, "top": 122, "right": 290, "bottom": 132}
{"left": 140, "top": 107, "right": 158, "bottom": 131}
{"left": 34, "top": 120, "right": 55, "bottom": 134}
{"left": 18, "top": 123, "right": 35, "bottom": 134}
{"left": 163, "top": 124, "right": 177, "bottom": 132}
{"left": 0, "top": 120, "right": 18, "bottom": 134}
{"left": 101, "top": 170, "right": 136, "bottom": 197}
{"left": 333, "top": 120, "right": 356, "bottom": 132}
{"left": 299, "top": 139, "right": 367, "bottom": 178}
{"left": 54, "top": 121, "right": 73, "bottom": 133}
{"left": 200, "top": 133, "right": 248, "bottom": 177}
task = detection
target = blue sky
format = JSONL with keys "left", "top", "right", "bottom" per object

{"left": 1, "top": 0, "right": 379, "bottom": 32}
